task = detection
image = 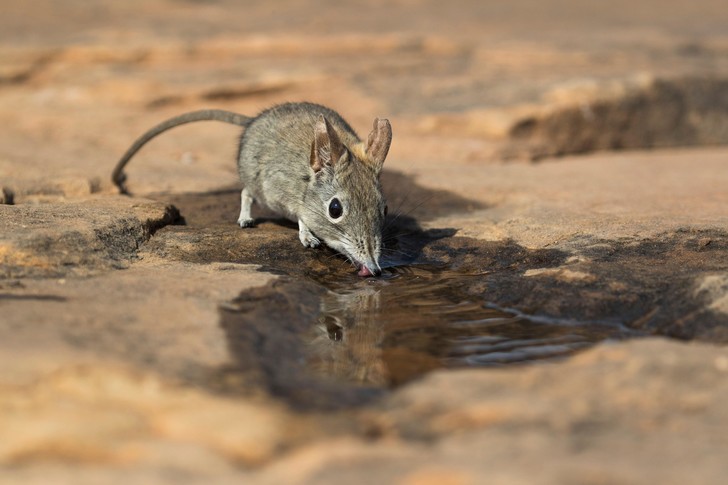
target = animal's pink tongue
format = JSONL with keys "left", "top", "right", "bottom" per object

{"left": 358, "top": 265, "right": 373, "bottom": 277}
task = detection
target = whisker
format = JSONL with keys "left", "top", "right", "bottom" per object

{"left": 384, "top": 194, "right": 434, "bottom": 232}
{"left": 381, "top": 248, "right": 415, "bottom": 258}
{"left": 383, "top": 230, "right": 425, "bottom": 245}
{"left": 296, "top": 203, "right": 357, "bottom": 245}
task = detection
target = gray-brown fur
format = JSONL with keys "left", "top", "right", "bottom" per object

{"left": 238, "top": 102, "right": 391, "bottom": 276}
{"left": 112, "top": 102, "right": 392, "bottom": 276}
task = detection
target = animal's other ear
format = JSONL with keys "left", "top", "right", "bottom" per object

{"left": 365, "top": 118, "right": 392, "bottom": 172}
{"left": 311, "top": 115, "right": 346, "bottom": 172}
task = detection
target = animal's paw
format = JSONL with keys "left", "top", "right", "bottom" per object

{"left": 298, "top": 220, "right": 321, "bottom": 248}
{"left": 299, "top": 230, "right": 321, "bottom": 248}
{"left": 301, "top": 233, "right": 321, "bottom": 248}
{"left": 237, "top": 217, "right": 255, "bottom": 228}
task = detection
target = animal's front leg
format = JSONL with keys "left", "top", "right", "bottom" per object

{"left": 237, "top": 188, "right": 255, "bottom": 228}
{"left": 298, "top": 219, "right": 321, "bottom": 248}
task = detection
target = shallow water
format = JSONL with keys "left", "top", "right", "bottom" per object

{"left": 304, "top": 264, "right": 635, "bottom": 387}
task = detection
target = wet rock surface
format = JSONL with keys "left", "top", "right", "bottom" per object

{"left": 1, "top": 1, "right": 728, "bottom": 483}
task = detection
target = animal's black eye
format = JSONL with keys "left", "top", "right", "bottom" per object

{"left": 328, "top": 198, "right": 343, "bottom": 219}
{"left": 384, "top": 205, "right": 389, "bottom": 216}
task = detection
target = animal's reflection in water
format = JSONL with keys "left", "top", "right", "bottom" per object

{"left": 307, "top": 286, "right": 388, "bottom": 386}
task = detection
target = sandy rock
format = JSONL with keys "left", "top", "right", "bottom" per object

{"left": 0, "top": 258, "right": 274, "bottom": 386}
{"left": 1, "top": 339, "right": 726, "bottom": 484}
{"left": 0, "top": 197, "right": 178, "bottom": 278}
{"left": 0, "top": 363, "right": 297, "bottom": 472}
{"left": 1, "top": 0, "right": 728, "bottom": 483}
{"left": 250, "top": 339, "right": 728, "bottom": 485}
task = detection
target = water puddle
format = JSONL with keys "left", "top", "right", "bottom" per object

{"left": 302, "top": 264, "right": 634, "bottom": 388}
{"left": 216, "top": 262, "right": 636, "bottom": 408}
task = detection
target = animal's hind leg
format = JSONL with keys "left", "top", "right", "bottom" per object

{"left": 237, "top": 188, "right": 255, "bottom": 228}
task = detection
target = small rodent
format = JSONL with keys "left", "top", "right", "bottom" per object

{"left": 111, "top": 102, "right": 392, "bottom": 277}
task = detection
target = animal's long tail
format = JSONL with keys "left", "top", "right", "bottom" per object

{"left": 111, "top": 109, "right": 252, "bottom": 194}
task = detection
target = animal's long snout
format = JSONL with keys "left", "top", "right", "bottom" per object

{"left": 358, "top": 260, "right": 382, "bottom": 277}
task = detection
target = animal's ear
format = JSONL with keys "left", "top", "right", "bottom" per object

{"left": 365, "top": 118, "right": 392, "bottom": 172}
{"left": 310, "top": 115, "right": 346, "bottom": 172}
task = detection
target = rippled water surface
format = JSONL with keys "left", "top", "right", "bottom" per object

{"left": 305, "top": 265, "right": 635, "bottom": 387}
